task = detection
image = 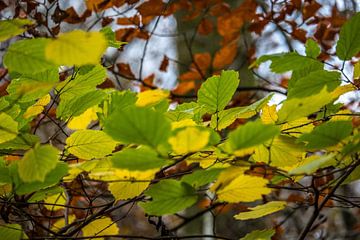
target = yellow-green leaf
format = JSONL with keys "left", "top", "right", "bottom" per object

{"left": 234, "top": 201, "right": 286, "bottom": 220}
{"left": 23, "top": 94, "right": 51, "bottom": 119}
{"left": 169, "top": 127, "right": 210, "bottom": 154}
{"left": 0, "top": 113, "right": 18, "bottom": 144}
{"left": 45, "top": 30, "right": 107, "bottom": 66}
{"left": 0, "top": 19, "right": 33, "bottom": 42}
{"left": 136, "top": 89, "right": 169, "bottom": 107}
{"left": 66, "top": 130, "right": 117, "bottom": 160}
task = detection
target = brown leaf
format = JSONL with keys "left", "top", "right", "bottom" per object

{"left": 210, "top": 2, "right": 231, "bottom": 17}
{"left": 62, "top": 7, "right": 92, "bottom": 24}
{"left": 302, "top": 1, "right": 321, "bottom": 20}
{"left": 117, "top": 15, "right": 140, "bottom": 26}
{"left": 140, "top": 74, "right": 155, "bottom": 91}
{"left": 117, "top": 63, "right": 135, "bottom": 79}
{"left": 292, "top": 28, "right": 307, "bottom": 43}
{"left": 198, "top": 18, "right": 213, "bottom": 35}
{"left": 102, "top": 17, "right": 114, "bottom": 26}
{"left": 86, "top": 0, "right": 126, "bottom": 12}
{"left": 213, "top": 42, "right": 238, "bottom": 69}
{"left": 136, "top": 0, "right": 165, "bottom": 17}
{"left": 159, "top": 55, "right": 169, "bottom": 72}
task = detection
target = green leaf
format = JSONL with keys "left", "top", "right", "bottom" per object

{"left": 305, "top": 39, "right": 321, "bottom": 58}
{"left": 0, "top": 19, "right": 33, "bottom": 42}
{"left": 298, "top": 121, "right": 352, "bottom": 149}
{"left": 100, "top": 27, "right": 126, "bottom": 48}
{"left": 112, "top": 147, "right": 168, "bottom": 171}
{"left": 0, "top": 113, "right": 18, "bottom": 144}
{"left": 0, "top": 134, "right": 39, "bottom": 150}
{"left": 12, "top": 162, "right": 68, "bottom": 195}
{"left": 108, "top": 90, "right": 137, "bottom": 115}
{"left": 18, "top": 144, "right": 59, "bottom": 182}
{"left": 166, "top": 102, "right": 201, "bottom": 122}
{"left": 289, "top": 154, "right": 336, "bottom": 175}
{"left": 287, "top": 70, "right": 341, "bottom": 99}
{"left": 45, "top": 30, "right": 108, "bottom": 66}
{"left": 336, "top": 12, "right": 360, "bottom": 60}
{"left": 57, "top": 90, "right": 106, "bottom": 119}
{"left": 225, "top": 121, "right": 280, "bottom": 152}
{"left": 7, "top": 69, "right": 58, "bottom": 102}
{"left": 4, "top": 38, "right": 55, "bottom": 74}
{"left": 139, "top": 179, "right": 198, "bottom": 215}
{"left": 288, "top": 62, "right": 324, "bottom": 90}
{"left": 56, "top": 65, "right": 106, "bottom": 99}
{"left": 66, "top": 130, "right": 117, "bottom": 160}
{"left": 198, "top": 70, "right": 240, "bottom": 114}
{"left": 277, "top": 87, "right": 334, "bottom": 123}
{"left": 234, "top": 201, "right": 286, "bottom": 220}
{"left": 104, "top": 106, "right": 171, "bottom": 149}
{"left": 257, "top": 52, "right": 320, "bottom": 73}
{"left": 0, "top": 224, "right": 23, "bottom": 240}
{"left": 181, "top": 168, "right": 223, "bottom": 188}
{"left": 210, "top": 94, "right": 273, "bottom": 130}
{"left": 240, "top": 229, "right": 275, "bottom": 240}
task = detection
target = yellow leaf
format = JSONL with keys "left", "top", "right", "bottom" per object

{"left": 109, "top": 181, "right": 150, "bottom": 200}
{"left": 23, "top": 94, "right": 51, "bottom": 119}
{"left": 168, "top": 127, "right": 210, "bottom": 154}
{"left": 331, "top": 84, "right": 356, "bottom": 99}
{"left": 251, "top": 145, "right": 269, "bottom": 164}
{"left": 281, "top": 117, "right": 314, "bottom": 137}
{"left": 67, "top": 106, "right": 99, "bottom": 130}
{"left": 171, "top": 119, "right": 197, "bottom": 129}
{"left": 269, "top": 136, "right": 305, "bottom": 167}
{"left": 331, "top": 109, "right": 353, "bottom": 121}
{"left": 82, "top": 217, "right": 119, "bottom": 239}
{"left": 52, "top": 215, "right": 75, "bottom": 231}
{"left": 45, "top": 30, "right": 107, "bottom": 66}
{"left": 136, "top": 89, "right": 169, "bottom": 107}
{"left": 261, "top": 105, "right": 278, "bottom": 124}
{"left": 186, "top": 148, "right": 231, "bottom": 168}
{"left": 44, "top": 192, "right": 66, "bottom": 211}
{"left": 234, "top": 201, "right": 286, "bottom": 220}
{"left": 211, "top": 167, "right": 271, "bottom": 203}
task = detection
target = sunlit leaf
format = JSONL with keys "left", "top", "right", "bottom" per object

{"left": 82, "top": 217, "right": 119, "bottom": 239}
{"left": 0, "top": 19, "right": 33, "bottom": 42}
{"left": 136, "top": 89, "right": 169, "bottom": 107}
{"left": 66, "top": 130, "right": 117, "bottom": 160}
{"left": 0, "top": 113, "right": 18, "bottom": 144}
{"left": 198, "top": 70, "right": 239, "bottom": 114}
{"left": 234, "top": 201, "right": 286, "bottom": 220}
{"left": 45, "top": 30, "right": 107, "bottom": 66}
{"left": 169, "top": 127, "right": 210, "bottom": 154}
{"left": 23, "top": 94, "right": 51, "bottom": 119}
{"left": 336, "top": 12, "right": 360, "bottom": 60}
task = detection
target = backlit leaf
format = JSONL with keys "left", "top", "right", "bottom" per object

{"left": 111, "top": 147, "right": 168, "bottom": 171}
{"left": 0, "top": 224, "right": 23, "bottom": 240}
{"left": 234, "top": 201, "right": 286, "bottom": 220}
{"left": 139, "top": 180, "right": 198, "bottom": 216}
{"left": 0, "top": 113, "right": 18, "bottom": 144}
{"left": 45, "top": 30, "right": 107, "bottom": 66}
{"left": 336, "top": 12, "right": 360, "bottom": 60}
{"left": 104, "top": 106, "right": 171, "bottom": 149}
{"left": 298, "top": 121, "right": 352, "bottom": 149}
{"left": 240, "top": 229, "right": 275, "bottom": 240}
{"left": 66, "top": 130, "right": 117, "bottom": 160}
{"left": 4, "top": 38, "right": 55, "bottom": 74}
{"left": 198, "top": 70, "right": 239, "bottom": 114}
{"left": 169, "top": 127, "right": 210, "bottom": 154}
{"left": 136, "top": 89, "right": 169, "bottom": 107}
{"left": 0, "top": 19, "right": 33, "bottom": 42}
{"left": 82, "top": 217, "right": 119, "bottom": 239}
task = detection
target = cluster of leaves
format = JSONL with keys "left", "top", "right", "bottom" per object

{"left": 0, "top": 1, "right": 360, "bottom": 240}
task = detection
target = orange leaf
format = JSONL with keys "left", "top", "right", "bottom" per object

{"left": 172, "top": 81, "right": 195, "bottom": 95}
{"left": 198, "top": 18, "right": 213, "bottom": 35}
{"left": 117, "top": 63, "right": 135, "bottom": 79}
{"left": 193, "top": 52, "right": 211, "bottom": 73}
{"left": 117, "top": 15, "right": 140, "bottom": 26}
{"left": 212, "top": 42, "right": 238, "bottom": 69}
{"left": 136, "top": 0, "right": 165, "bottom": 17}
